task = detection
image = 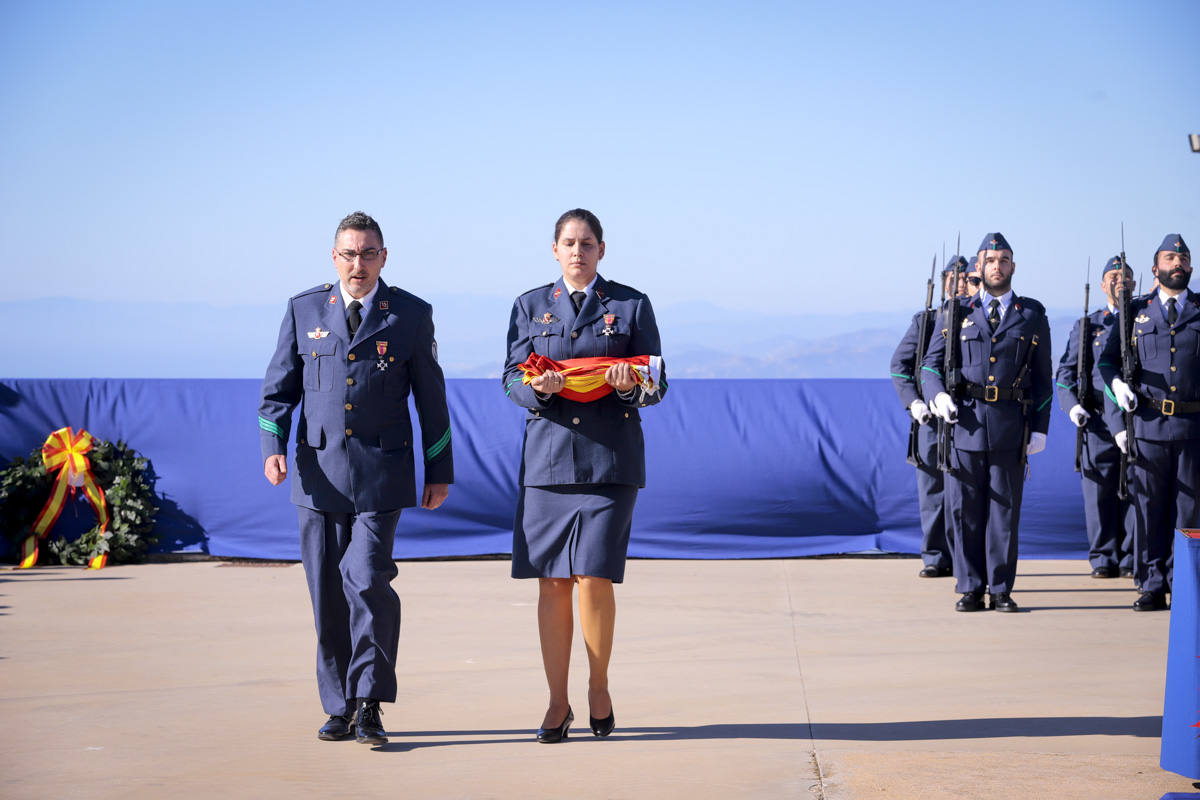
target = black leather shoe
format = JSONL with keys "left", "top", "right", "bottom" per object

{"left": 918, "top": 565, "right": 940, "bottom": 578}
{"left": 955, "top": 592, "right": 984, "bottom": 612}
{"left": 590, "top": 708, "right": 615, "bottom": 737}
{"left": 1133, "top": 591, "right": 1167, "bottom": 612}
{"left": 537, "top": 707, "right": 573, "bottom": 743}
{"left": 354, "top": 699, "right": 387, "bottom": 745}
{"left": 1091, "top": 565, "right": 1118, "bottom": 579}
{"left": 318, "top": 713, "right": 354, "bottom": 741}
{"left": 1120, "top": 567, "right": 1134, "bottom": 578}
{"left": 989, "top": 593, "right": 1019, "bottom": 612}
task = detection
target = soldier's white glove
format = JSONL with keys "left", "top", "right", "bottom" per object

{"left": 1115, "top": 430, "right": 1128, "bottom": 454}
{"left": 1025, "top": 431, "right": 1047, "bottom": 456}
{"left": 1111, "top": 378, "right": 1138, "bottom": 412}
{"left": 1068, "top": 404, "right": 1090, "bottom": 428}
{"left": 931, "top": 392, "right": 958, "bottom": 423}
{"left": 909, "top": 400, "right": 932, "bottom": 425}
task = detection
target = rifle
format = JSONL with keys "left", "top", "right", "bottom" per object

{"left": 1074, "top": 259, "right": 1092, "bottom": 473}
{"left": 1117, "top": 224, "right": 1139, "bottom": 499}
{"left": 937, "top": 233, "right": 962, "bottom": 472}
{"left": 906, "top": 253, "right": 938, "bottom": 467}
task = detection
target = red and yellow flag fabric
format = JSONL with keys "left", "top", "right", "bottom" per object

{"left": 19, "top": 427, "right": 110, "bottom": 570}
{"left": 518, "top": 354, "right": 663, "bottom": 402}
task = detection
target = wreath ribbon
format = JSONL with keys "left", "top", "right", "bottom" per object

{"left": 518, "top": 354, "right": 663, "bottom": 402}
{"left": 19, "top": 427, "right": 110, "bottom": 570}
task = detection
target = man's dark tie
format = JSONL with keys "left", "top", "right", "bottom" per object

{"left": 1167, "top": 296, "right": 1178, "bottom": 326}
{"left": 571, "top": 291, "right": 586, "bottom": 313}
{"left": 347, "top": 300, "right": 363, "bottom": 336}
{"left": 987, "top": 298, "right": 1001, "bottom": 332}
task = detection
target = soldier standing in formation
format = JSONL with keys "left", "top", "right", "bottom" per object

{"left": 921, "top": 233, "right": 1053, "bottom": 613}
{"left": 1055, "top": 256, "right": 1136, "bottom": 578}
{"left": 890, "top": 257, "right": 970, "bottom": 578}
{"left": 1101, "top": 234, "right": 1195, "bottom": 612}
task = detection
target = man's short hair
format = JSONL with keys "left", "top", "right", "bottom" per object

{"left": 335, "top": 211, "right": 384, "bottom": 246}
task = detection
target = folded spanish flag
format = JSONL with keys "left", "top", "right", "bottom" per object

{"left": 519, "top": 354, "right": 664, "bottom": 402}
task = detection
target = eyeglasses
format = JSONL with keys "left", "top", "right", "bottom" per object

{"left": 966, "top": 276, "right": 982, "bottom": 286}
{"left": 336, "top": 248, "right": 384, "bottom": 264}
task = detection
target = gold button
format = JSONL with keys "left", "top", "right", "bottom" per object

{"left": 640, "top": 403, "right": 646, "bottom": 407}
{"left": 989, "top": 356, "right": 996, "bottom": 363}
{"left": 572, "top": 417, "right": 581, "bottom": 425}
{"left": 961, "top": 335, "right": 966, "bottom": 341}
{"left": 348, "top": 353, "right": 356, "bottom": 361}
{"left": 404, "top": 441, "right": 408, "bottom": 447}
{"left": 345, "top": 428, "right": 353, "bottom": 436}
{"left": 324, "top": 283, "right": 331, "bottom": 289}
{"left": 347, "top": 378, "right": 354, "bottom": 385}
{"left": 533, "top": 411, "right": 540, "bottom": 417}
{"left": 389, "top": 356, "right": 394, "bottom": 362}
{"left": 1171, "top": 330, "right": 1176, "bottom": 336}
{"left": 571, "top": 331, "right": 579, "bottom": 339}
{"left": 1171, "top": 347, "right": 1177, "bottom": 353}
{"left": 345, "top": 403, "right": 353, "bottom": 410}
{"left": 988, "top": 375, "right": 995, "bottom": 382}
{"left": 1171, "top": 366, "right": 1177, "bottom": 372}
{"left": 543, "top": 331, "right": 549, "bottom": 336}
{"left": 624, "top": 412, "right": 630, "bottom": 418}
{"left": 299, "top": 438, "right": 305, "bottom": 445}
{"left": 1171, "top": 385, "right": 1178, "bottom": 392}
{"left": 991, "top": 337, "right": 997, "bottom": 343}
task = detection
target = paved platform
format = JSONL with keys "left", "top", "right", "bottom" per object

{"left": 0, "top": 558, "right": 1195, "bottom": 799}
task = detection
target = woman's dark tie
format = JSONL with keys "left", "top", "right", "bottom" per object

{"left": 571, "top": 291, "right": 586, "bottom": 313}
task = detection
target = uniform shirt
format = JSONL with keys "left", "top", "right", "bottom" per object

{"left": 978, "top": 289, "right": 1013, "bottom": 324}
{"left": 339, "top": 281, "right": 379, "bottom": 314}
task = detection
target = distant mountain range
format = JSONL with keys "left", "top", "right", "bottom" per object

{"left": 0, "top": 296, "right": 1081, "bottom": 380}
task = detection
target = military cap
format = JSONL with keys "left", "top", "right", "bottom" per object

{"left": 978, "top": 232, "right": 1013, "bottom": 254}
{"left": 967, "top": 256, "right": 978, "bottom": 270}
{"left": 943, "top": 255, "right": 968, "bottom": 275}
{"left": 1155, "top": 234, "right": 1189, "bottom": 261}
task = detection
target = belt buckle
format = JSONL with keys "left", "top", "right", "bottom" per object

{"left": 985, "top": 385, "right": 999, "bottom": 402}
{"left": 1161, "top": 398, "right": 1175, "bottom": 416}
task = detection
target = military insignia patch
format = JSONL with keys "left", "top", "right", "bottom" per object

{"left": 602, "top": 313, "right": 616, "bottom": 336}
{"left": 307, "top": 327, "right": 331, "bottom": 339}
{"left": 596, "top": 288, "right": 606, "bottom": 299}
{"left": 538, "top": 312, "right": 558, "bottom": 324}
{"left": 376, "top": 341, "right": 388, "bottom": 356}
{"left": 1135, "top": 314, "right": 1150, "bottom": 323}
{"left": 329, "top": 295, "right": 338, "bottom": 304}
{"left": 379, "top": 300, "right": 389, "bottom": 311}
{"left": 961, "top": 319, "right": 975, "bottom": 328}
{"left": 553, "top": 288, "right": 562, "bottom": 299}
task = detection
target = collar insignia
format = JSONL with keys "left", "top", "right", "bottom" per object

{"left": 379, "top": 300, "right": 389, "bottom": 311}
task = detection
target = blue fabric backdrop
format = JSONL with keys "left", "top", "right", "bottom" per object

{"left": 0, "top": 379, "right": 1088, "bottom": 560}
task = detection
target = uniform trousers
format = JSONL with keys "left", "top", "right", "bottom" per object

{"left": 1079, "top": 429, "right": 1133, "bottom": 571}
{"left": 947, "top": 447, "right": 1023, "bottom": 595}
{"left": 913, "top": 423, "right": 952, "bottom": 570}
{"left": 1131, "top": 438, "right": 1200, "bottom": 595}
{"left": 298, "top": 505, "right": 402, "bottom": 716}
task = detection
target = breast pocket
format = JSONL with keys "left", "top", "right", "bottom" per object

{"left": 1136, "top": 327, "right": 1157, "bottom": 362}
{"left": 532, "top": 323, "right": 568, "bottom": 360}
{"left": 597, "top": 321, "right": 633, "bottom": 357}
{"left": 960, "top": 328, "right": 983, "bottom": 366}
{"left": 300, "top": 338, "right": 338, "bottom": 392}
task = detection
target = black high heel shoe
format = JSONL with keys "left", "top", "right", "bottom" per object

{"left": 537, "top": 707, "right": 573, "bottom": 743}
{"left": 589, "top": 707, "right": 615, "bottom": 737}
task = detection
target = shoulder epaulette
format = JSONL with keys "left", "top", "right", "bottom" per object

{"left": 291, "top": 283, "right": 334, "bottom": 300}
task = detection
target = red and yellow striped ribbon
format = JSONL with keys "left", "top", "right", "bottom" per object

{"left": 19, "top": 427, "right": 110, "bottom": 570}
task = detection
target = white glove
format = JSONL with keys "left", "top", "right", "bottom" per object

{"left": 1111, "top": 378, "right": 1138, "bottom": 412}
{"left": 1115, "top": 430, "right": 1128, "bottom": 454}
{"left": 931, "top": 392, "right": 958, "bottom": 423}
{"left": 909, "top": 400, "right": 932, "bottom": 425}
{"left": 1025, "top": 431, "right": 1046, "bottom": 456}
{"left": 1068, "top": 404, "right": 1090, "bottom": 428}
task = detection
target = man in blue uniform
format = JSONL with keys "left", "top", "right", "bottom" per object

{"left": 890, "top": 257, "right": 969, "bottom": 578}
{"left": 1100, "top": 234, "right": 1195, "bottom": 611}
{"left": 922, "top": 233, "right": 1053, "bottom": 613}
{"left": 259, "top": 211, "right": 454, "bottom": 742}
{"left": 1055, "top": 257, "right": 1136, "bottom": 578}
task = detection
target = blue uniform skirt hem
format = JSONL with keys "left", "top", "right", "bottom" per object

{"left": 512, "top": 484, "right": 639, "bottom": 583}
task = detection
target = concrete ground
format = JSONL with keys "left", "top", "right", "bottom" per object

{"left": 0, "top": 557, "right": 1195, "bottom": 800}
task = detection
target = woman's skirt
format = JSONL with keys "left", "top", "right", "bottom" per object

{"left": 511, "top": 484, "right": 639, "bottom": 583}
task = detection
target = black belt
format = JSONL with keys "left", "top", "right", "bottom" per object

{"left": 1147, "top": 396, "right": 1200, "bottom": 416}
{"left": 960, "top": 382, "right": 1027, "bottom": 403}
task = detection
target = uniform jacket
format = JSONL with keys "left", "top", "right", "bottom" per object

{"left": 920, "top": 293, "right": 1053, "bottom": 451}
{"left": 1055, "top": 308, "right": 1117, "bottom": 437}
{"left": 1098, "top": 290, "right": 1200, "bottom": 441}
{"left": 259, "top": 279, "right": 454, "bottom": 512}
{"left": 890, "top": 309, "right": 937, "bottom": 412}
{"left": 502, "top": 275, "right": 666, "bottom": 487}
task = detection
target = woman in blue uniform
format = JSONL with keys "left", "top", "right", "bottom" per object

{"left": 502, "top": 208, "right": 666, "bottom": 742}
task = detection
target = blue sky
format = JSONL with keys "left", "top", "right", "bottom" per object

{"left": 1, "top": 0, "right": 1197, "bottom": 377}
